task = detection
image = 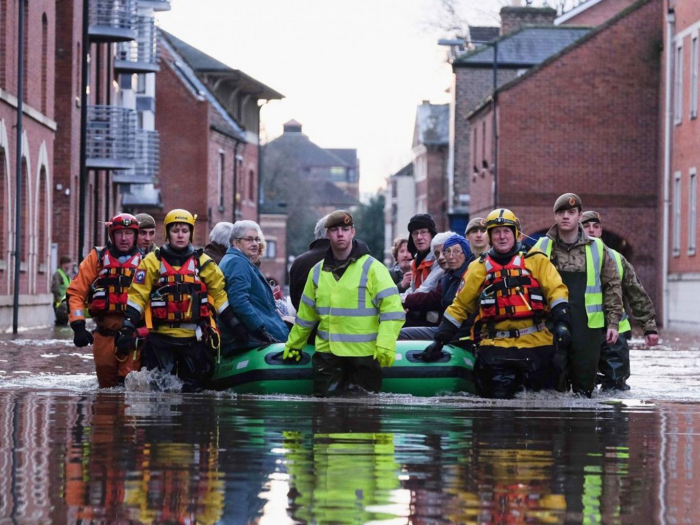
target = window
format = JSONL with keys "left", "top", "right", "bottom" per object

{"left": 673, "top": 171, "right": 682, "bottom": 255}
{"left": 248, "top": 170, "right": 255, "bottom": 202}
{"left": 472, "top": 126, "right": 478, "bottom": 170}
{"left": 482, "top": 120, "right": 487, "bottom": 163}
{"left": 217, "top": 151, "right": 225, "bottom": 211}
{"left": 264, "top": 240, "right": 277, "bottom": 259}
{"left": 692, "top": 37, "right": 699, "bottom": 119}
{"left": 136, "top": 74, "right": 147, "bottom": 94}
{"left": 675, "top": 44, "right": 684, "bottom": 124}
{"left": 690, "top": 168, "right": 697, "bottom": 255}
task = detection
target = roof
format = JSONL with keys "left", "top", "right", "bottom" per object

{"left": 555, "top": 0, "right": 604, "bottom": 25}
{"left": 265, "top": 128, "right": 350, "bottom": 168}
{"left": 160, "top": 30, "right": 283, "bottom": 100}
{"left": 469, "top": 26, "right": 500, "bottom": 43}
{"left": 310, "top": 179, "right": 358, "bottom": 207}
{"left": 453, "top": 26, "right": 591, "bottom": 67}
{"left": 414, "top": 103, "right": 449, "bottom": 146}
{"left": 391, "top": 162, "right": 413, "bottom": 178}
{"left": 326, "top": 149, "right": 358, "bottom": 168}
{"left": 161, "top": 35, "right": 246, "bottom": 142}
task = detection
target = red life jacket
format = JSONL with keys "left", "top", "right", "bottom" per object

{"left": 87, "top": 248, "right": 141, "bottom": 317}
{"left": 478, "top": 251, "right": 546, "bottom": 322}
{"left": 150, "top": 252, "right": 210, "bottom": 325}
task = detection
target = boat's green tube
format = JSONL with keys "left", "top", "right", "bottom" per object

{"left": 208, "top": 341, "right": 476, "bottom": 397}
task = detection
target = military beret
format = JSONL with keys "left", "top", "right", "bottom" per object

{"left": 135, "top": 213, "right": 156, "bottom": 230}
{"left": 580, "top": 210, "right": 601, "bottom": 224}
{"left": 324, "top": 210, "right": 354, "bottom": 229}
{"left": 465, "top": 217, "right": 487, "bottom": 234}
{"left": 553, "top": 193, "right": 583, "bottom": 212}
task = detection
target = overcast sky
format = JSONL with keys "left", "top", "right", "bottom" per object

{"left": 156, "top": 1, "right": 525, "bottom": 197}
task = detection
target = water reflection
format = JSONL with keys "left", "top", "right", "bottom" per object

{"left": 0, "top": 392, "right": 697, "bottom": 524}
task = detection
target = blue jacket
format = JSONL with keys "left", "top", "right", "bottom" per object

{"left": 219, "top": 247, "right": 289, "bottom": 341}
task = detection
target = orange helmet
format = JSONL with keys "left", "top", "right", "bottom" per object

{"left": 106, "top": 213, "right": 139, "bottom": 243}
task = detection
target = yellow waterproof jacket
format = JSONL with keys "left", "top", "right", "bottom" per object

{"left": 286, "top": 254, "right": 405, "bottom": 357}
{"left": 126, "top": 248, "right": 229, "bottom": 338}
{"left": 444, "top": 248, "right": 568, "bottom": 349}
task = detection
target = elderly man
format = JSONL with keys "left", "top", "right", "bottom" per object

{"left": 533, "top": 194, "right": 623, "bottom": 397}
{"left": 581, "top": 210, "right": 658, "bottom": 391}
{"left": 204, "top": 222, "right": 234, "bottom": 265}
{"left": 284, "top": 210, "right": 405, "bottom": 397}
{"left": 135, "top": 213, "right": 157, "bottom": 255}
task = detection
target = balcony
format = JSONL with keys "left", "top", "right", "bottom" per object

{"left": 86, "top": 105, "right": 137, "bottom": 170}
{"left": 112, "top": 130, "right": 160, "bottom": 184}
{"left": 114, "top": 16, "right": 159, "bottom": 73}
{"left": 88, "top": 0, "right": 137, "bottom": 42}
{"left": 138, "top": 0, "right": 172, "bottom": 11}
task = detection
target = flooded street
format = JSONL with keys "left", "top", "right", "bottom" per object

{"left": 0, "top": 328, "right": 699, "bottom": 524}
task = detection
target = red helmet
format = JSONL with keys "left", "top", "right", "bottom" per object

{"left": 106, "top": 213, "right": 139, "bottom": 243}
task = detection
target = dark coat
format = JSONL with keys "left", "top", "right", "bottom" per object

{"left": 289, "top": 239, "right": 331, "bottom": 312}
{"left": 440, "top": 257, "right": 473, "bottom": 310}
{"left": 219, "top": 247, "right": 289, "bottom": 341}
{"left": 203, "top": 242, "right": 227, "bottom": 265}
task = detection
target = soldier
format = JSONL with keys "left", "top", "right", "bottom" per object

{"left": 135, "top": 213, "right": 157, "bottom": 255}
{"left": 533, "top": 194, "right": 623, "bottom": 397}
{"left": 464, "top": 217, "right": 490, "bottom": 256}
{"left": 283, "top": 210, "right": 405, "bottom": 397}
{"left": 581, "top": 211, "right": 659, "bottom": 391}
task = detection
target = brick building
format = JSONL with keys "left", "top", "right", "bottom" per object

{"left": 0, "top": 0, "right": 56, "bottom": 326}
{"left": 383, "top": 162, "right": 415, "bottom": 265}
{"left": 662, "top": 0, "right": 700, "bottom": 329}
{"left": 148, "top": 31, "right": 283, "bottom": 248}
{"left": 450, "top": 13, "right": 590, "bottom": 227}
{"left": 412, "top": 101, "right": 449, "bottom": 231}
{"left": 467, "top": 0, "right": 662, "bottom": 306}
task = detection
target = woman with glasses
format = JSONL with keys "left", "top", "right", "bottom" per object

{"left": 218, "top": 220, "right": 290, "bottom": 353}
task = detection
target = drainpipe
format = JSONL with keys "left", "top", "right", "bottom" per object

{"left": 661, "top": 9, "right": 675, "bottom": 328}
{"left": 12, "top": 0, "right": 25, "bottom": 334}
{"left": 78, "top": 0, "right": 90, "bottom": 262}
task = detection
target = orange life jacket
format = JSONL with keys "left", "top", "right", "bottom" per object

{"left": 87, "top": 248, "right": 141, "bottom": 316}
{"left": 150, "top": 252, "right": 210, "bottom": 325}
{"left": 411, "top": 255, "right": 434, "bottom": 289}
{"left": 478, "top": 251, "right": 545, "bottom": 322}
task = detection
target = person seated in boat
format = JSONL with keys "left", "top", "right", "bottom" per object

{"left": 400, "top": 234, "right": 476, "bottom": 342}
{"left": 116, "top": 208, "right": 242, "bottom": 392}
{"left": 204, "top": 221, "right": 234, "bottom": 265}
{"left": 388, "top": 237, "right": 412, "bottom": 293}
{"left": 421, "top": 209, "right": 572, "bottom": 400}
{"left": 464, "top": 217, "right": 490, "bottom": 257}
{"left": 218, "top": 220, "right": 289, "bottom": 353}
{"left": 283, "top": 210, "right": 405, "bottom": 397}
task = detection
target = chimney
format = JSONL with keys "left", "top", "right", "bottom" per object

{"left": 499, "top": 6, "right": 557, "bottom": 36}
{"left": 283, "top": 119, "right": 303, "bottom": 133}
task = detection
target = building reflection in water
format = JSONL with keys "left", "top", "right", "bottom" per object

{"left": 0, "top": 392, "right": 697, "bottom": 524}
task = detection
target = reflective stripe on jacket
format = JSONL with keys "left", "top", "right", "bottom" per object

{"left": 286, "top": 254, "right": 405, "bottom": 357}
{"left": 534, "top": 236, "right": 605, "bottom": 329}
{"left": 607, "top": 248, "right": 631, "bottom": 333}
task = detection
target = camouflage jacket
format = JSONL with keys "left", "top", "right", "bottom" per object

{"left": 544, "top": 224, "right": 623, "bottom": 330}
{"left": 619, "top": 253, "right": 658, "bottom": 333}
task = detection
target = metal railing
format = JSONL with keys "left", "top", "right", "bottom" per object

{"left": 86, "top": 105, "right": 137, "bottom": 170}
{"left": 113, "top": 129, "right": 160, "bottom": 183}
{"left": 88, "top": 0, "right": 137, "bottom": 42}
{"left": 138, "top": 0, "right": 172, "bottom": 11}
{"left": 114, "top": 16, "right": 159, "bottom": 72}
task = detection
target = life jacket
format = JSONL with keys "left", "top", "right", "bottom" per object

{"left": 150, "top": 249, "right": 210, "bottom": 325}
{"left": 87, "top": 247, "right": 141, "bottom": 317}
{"left": 411, "top": 253, "right": 434, "bottom": 289}
{"left": 478, "top": 250, "right": 546, "bottom": 322}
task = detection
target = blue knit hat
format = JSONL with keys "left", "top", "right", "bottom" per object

{"left": 442, "top": 234, "right": 473, "bottom": 260}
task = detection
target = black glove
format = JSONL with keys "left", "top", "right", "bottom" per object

{"left": 550, "top": 302, "right": 572, "bottom": 350}
{"left": 434, "top": 318, "right": 460, "bottom": 345}
{"left": 71, "top": 321, "right": 94, "bottom": 348}
{"left": 115, "top": 326, "right": 136, "bottom": 357}
{"left": 419, "top": 341, "right": 444, "bottom": 362}
{"left": 219, "top": 308, "right": 250, "bottom": 344}
{"left": 253, "top": 327, "right": 281, "bottom": 344}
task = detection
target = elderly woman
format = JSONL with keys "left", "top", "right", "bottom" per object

{"left": 204, "top": 222, "right": 234, "bottom": 264}
{"left": 389, "top": 237, "right": 412, "bottom": 292}
{"left": 218, "top": 220, "right": 289, "bottom": 350}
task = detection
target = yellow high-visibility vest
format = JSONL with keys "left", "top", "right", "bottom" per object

{"left": 606, "top": 248, "right": 631, "bottom": 333}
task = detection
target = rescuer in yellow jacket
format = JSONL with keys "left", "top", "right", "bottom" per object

{"left": 421, "top": 209, "right": 571, "bottom": 399}
{"left": 117, "top": 209, "right": 242, "bottom": 392}
{"left": 284, "top": 210, "right": 405, "bottom": 397}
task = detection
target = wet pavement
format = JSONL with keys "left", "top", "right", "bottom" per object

{"left": 0, "top": 325, "right": 698, "bottom": 524}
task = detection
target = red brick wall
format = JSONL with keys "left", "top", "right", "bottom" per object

{"left": 239, "top": 141, "right": 259, "bottom": 221}
{"left": 474, "top": 0, "right": 662, "bottom": 302}
{"left": 560, "top": 0, "right": 638, "bottom": 27}
{"left": 667, "top": 0, "right": 700, "bottom": 273}
{"left": 469, "top": 105, "right": 495, "bottom": 218}
{"left": 259, "top": 213, "right": 287, "bottom": 286}
{"left": 500, "top": 7, "right": 557, "bottom": 35}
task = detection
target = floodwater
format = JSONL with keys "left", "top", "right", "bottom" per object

{"left": 0, "top": 327, "right": 699, "bottom": 525}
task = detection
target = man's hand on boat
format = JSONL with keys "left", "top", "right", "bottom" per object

{"left": 374, "top": 346, "right": 395, "bottom": 367}
{"left": 420, "top": 341, "right": 444, "bottom": 362}
{"left": 253, "top": 327, "right": 281, "bottom": 344}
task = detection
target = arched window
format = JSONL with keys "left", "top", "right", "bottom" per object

{"left": 20, "top": 158, "right": 29, "bottom": 293}
{"left": 41, "top": 13, "right": 48, "bottom": 114}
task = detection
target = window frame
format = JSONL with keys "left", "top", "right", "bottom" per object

{"left": 217, "top": 150, "right": 225, "bottom": 212}
{"left": 691, "top": 35, "right": 698, "bottom": 119}
{"left": 673, "top": 170, "right": 682, "bottom": 256}
{"left": 690, "top": 167, "right": 697, "bottom": 256}
{"left": 675, "top": 42, "right": 684, "bottom": 125}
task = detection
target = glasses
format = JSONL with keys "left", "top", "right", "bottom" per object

{"left": 236, "top": 237, "right": 261, "bottom": 244}
{"left": 411, "top": 229, "right": 431, "bottom": 238}
{"left": 443, "top": 249, "right": 464, "bottom": 258}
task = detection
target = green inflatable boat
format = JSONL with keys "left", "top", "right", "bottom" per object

{"left": 207, "top": 341, "right": 476, "bottom": 397}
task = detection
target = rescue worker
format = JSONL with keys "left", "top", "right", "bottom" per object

{"left": 581, "top": 210, "right": 659, "bottom": 391}
{"left": 117, "top": 208, "right": 243, "bottom": 392}
{"left": 67, "top": 213, "right": 143, "bottom": 387}
{"left": 464, "top": 217, "right": 490, "bottom": 256}
{"left": 283, "top": 210, "right": 405, "bottom": 397}
{"left": 134, "top": 213, "right": 157, "bottom": 255}
{"left": 422, "top": 209, "right": 571, "bottom": 399}
{"left": 51, "top": 255, "right": 72, "bottom": 325}
{"left": 533, "top": 194, "right": 623, "bottom": 397}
